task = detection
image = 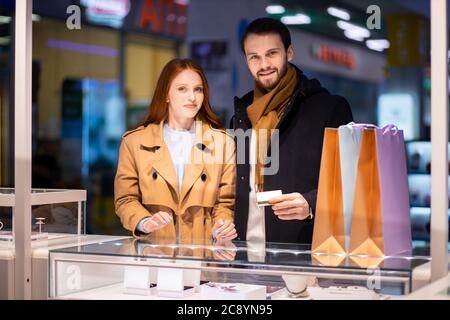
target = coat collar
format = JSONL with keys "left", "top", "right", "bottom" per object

{"left": 140, "top": 120, "right": 215, "bottom": 153}
{"left": 139, "top": 120, "right": 217, "bottom": 208}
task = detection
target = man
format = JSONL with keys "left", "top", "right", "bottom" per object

{"left": 232, "top": 17, "right": 353, "bottom": 244}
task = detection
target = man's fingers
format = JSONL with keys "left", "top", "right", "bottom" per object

{"left": 268, "top": 193, "right": 300, "bottom": 204}
{"left": 275, "top": 211, "right": 310, "bottom": 220}
{"left": 277, "top": 213, "right": 300, "bottom": 221}
{"left": 271, "top": 198, "right": 305, "bottom": 211}
{"left": 273, "top": 207, "right": 301, "bottom": 215}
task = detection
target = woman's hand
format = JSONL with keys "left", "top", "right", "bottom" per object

{"left": 212, "top": 219, "right": 237, "bottom": 241}
{"left": 142, "top": 211, "right": 173, "bottom": 233}
{"left": 212, "top": 239, "right": 237, "bottom": 261}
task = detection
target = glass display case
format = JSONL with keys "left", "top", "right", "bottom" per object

{"left": 0, "top": 187, "right": 87, "bottom": 299}
{"left": 0, "top": 188, "right": 86, "bottom": 243}
{"left": 405, "top": 141, "right": 450, "bottom": 242}
{"left": 49, "top": 238, "right": 431, "bottom": 300}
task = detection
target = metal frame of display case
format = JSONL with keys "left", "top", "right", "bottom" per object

{"left": 9, "top": 0, "right": 449, "bottom": 300}
{"left": 0, "top": 188, "right": 87, "bottom": 238}
{"left": 430, "top": 0, "right": 449, "bottom": 282}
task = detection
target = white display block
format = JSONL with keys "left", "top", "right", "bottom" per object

{"left": 200, "top": 282, "right": 267, "bottom": 300}
{"left": 123, "top": 266, "right": 153, "bottom": 296}
{"left": 157, "top": 267, "right": 185, "bottom": 298}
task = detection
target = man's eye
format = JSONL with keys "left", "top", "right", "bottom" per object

{"left": 249, "top": 56, "right": 258, "bottom": 61}
{"left": 268, "top": 51, "right": 277, "bottom": 56}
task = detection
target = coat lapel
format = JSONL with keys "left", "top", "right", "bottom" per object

{"left": 180, "top": 121, "right": 214, "bottom": 204}
{"left": 140, "top": 122, "right": 180, "bottom": 198}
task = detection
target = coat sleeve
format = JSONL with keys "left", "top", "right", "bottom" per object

{"left": 211, "top": 134, "right": 236, "bottom": 225}
{"left": 114, "top": 137, "right": 152, "bottom": 236}
{"left": 305, "top": 96, "right": 354, "bottom": 214}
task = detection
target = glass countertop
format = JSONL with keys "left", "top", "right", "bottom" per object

{"left": 49, "top": 238, "right": 431, "bottom": 274}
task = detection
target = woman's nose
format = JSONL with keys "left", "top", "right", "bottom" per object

{"left": 188, "top": 90, "right": 196, "bottom": 101}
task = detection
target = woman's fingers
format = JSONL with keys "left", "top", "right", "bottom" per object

{"left": 156, "top": 211, "right": 173, "bottom": 224}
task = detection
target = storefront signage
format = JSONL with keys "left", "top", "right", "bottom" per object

{"left": 80, "top": 0, "right": 130, "bottom": 28}
{"left": 139, "top": 0, "right": 187, "bottom": 37}
{"left": 311, "top": 43, "right": 355, "bottom": 69}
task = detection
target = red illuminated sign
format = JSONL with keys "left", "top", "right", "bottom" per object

{"left": 311, "top": 44, "right": 355, "bottom": 69}
{"left": 139, "top": 0, "right": 187, "bottom": 37}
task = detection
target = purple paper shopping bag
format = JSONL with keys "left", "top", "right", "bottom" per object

{"left": 350, "top": 124, "right": 412, "bottom": 256}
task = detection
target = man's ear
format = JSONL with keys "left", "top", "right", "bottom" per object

{"left": 287, "top": 45, "right": 294, "bottom": 62}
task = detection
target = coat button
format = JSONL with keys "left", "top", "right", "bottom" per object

{"left": 201, "top": 173, "right": 207, "bottom": 181}
{"left": 241, "top": 176, "right": 245, "bottom": 180}
{"left": 152, "top": 172, "right": 157, "bottom": 180}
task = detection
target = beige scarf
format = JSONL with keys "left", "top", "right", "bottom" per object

{"left": 247, "top": 64, "right": 297, "bottom": 191}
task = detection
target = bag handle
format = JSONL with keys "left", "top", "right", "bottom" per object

{"left": 344, "top": 122, "right": 398, "bottom": 135}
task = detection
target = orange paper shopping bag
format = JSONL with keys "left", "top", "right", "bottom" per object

{"left": 312, "top": 128, "right": 346, "bottom": 254}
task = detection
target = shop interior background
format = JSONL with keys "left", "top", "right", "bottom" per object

{"left": 0, "top": 0, "right": 445, "bottom": 245}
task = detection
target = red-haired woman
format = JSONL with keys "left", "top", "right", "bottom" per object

{"left": 114, "top": 59, "right": 236, "bottom": 244}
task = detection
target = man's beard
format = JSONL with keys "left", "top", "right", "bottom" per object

{"left": 255, "top": 60, "right": 288, "bottom": 91}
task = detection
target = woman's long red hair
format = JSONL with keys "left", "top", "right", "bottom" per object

{"left": 140, "top": 58, "right": 224, "bottom": 130}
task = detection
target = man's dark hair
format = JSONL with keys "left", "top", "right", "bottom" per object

{"left": 240, "top": 17, "right": 292, "bottom": 53}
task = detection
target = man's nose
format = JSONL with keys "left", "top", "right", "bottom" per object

{"left": 260, "top": 56, "right": 270, "bottom": 69}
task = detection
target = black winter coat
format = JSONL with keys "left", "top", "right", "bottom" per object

{"left": 231, "top": 65, "right": 353, "bottom": 244}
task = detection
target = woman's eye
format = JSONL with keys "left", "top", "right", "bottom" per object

{"left": 178, "top": 86, "right": 186, "bottom": 92}
{"left": 195, "top": 87, "right": 204, "bottom": 93}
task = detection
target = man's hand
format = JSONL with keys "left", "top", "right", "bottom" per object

{"left": 212, "top": 219, "right": 237, "bottom": 240}
{"left": 142, "top": 211, "right": 173, "bottom": 233}
{"left": 268, "top": 192, "right": 311, "bottom": 221}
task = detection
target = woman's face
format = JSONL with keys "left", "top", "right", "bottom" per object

{"left": 167, "top": 68, "right": 204, "bottom": 123}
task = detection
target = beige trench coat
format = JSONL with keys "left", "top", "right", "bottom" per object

{"left": 114, "top": 121, "right": 235, "bottom": 243}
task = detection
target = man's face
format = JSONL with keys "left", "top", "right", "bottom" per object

{"left": 243, "top": 33, "right": 294, "bottom": 91}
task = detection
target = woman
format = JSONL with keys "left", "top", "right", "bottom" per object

{"left": 114, "top": 59, "right": 236, "bottom": 244}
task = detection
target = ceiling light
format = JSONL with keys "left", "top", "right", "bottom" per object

{"left": 366, "top": 39, "right": 390, "bottom": 52}
{"left": 338, "top": 20, "right": 370, "bottom": 40}
{"left": 327, "top": 7, "right": 350, "bottom": 20}
{"left": 281, "top": 14, "right": 311, "bottom": 25}
{"left": 266, "top": 5, "right": 285, "bottom": 15}
{"left": 344, "top": 30, "right": 365, "bottom": 42}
